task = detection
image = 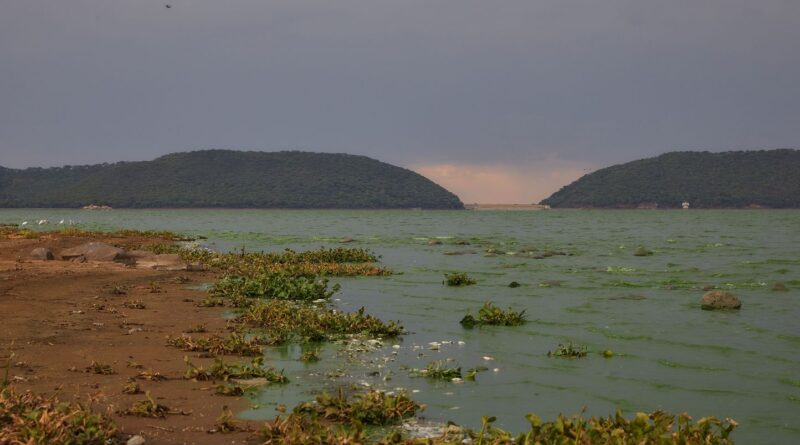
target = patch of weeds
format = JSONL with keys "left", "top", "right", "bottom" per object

{"left": 184, "top": 356, "right": 288, "bottom": 384}
{"left": 634, "top": 247, "right": 654, "bottom": 257}
{"left": 109, "top": 284, "right": 128, "bottom": 295}
{"left": 123, "top": 300, "right": 146, "bottom": 309}
{"left": 211, "top": 272, "right": 340, "bottom": 306}
{"left": 460, "top": 302, "right": 526, "bottom": 328}
{"left": 260, "top": 413, "right": 366, "bottom": 445}
{"left": 215, "top": 384, "right": 245, "bottom": 396}
{"left": 239, "top": 300, "right": 403, "bottom": 344}
{"left": 147, "top": 281, "right": 163, "bottom": 293}
{"left": 120, "top": 391, "right": 170, "bottom": 418}
{"left": 299, "top": 350, "right": 320, "bottom": 363}
{"left": 122, "top": 380, "right": 142, "bottom": 395}
{"left": 411, "top": 360, "right": 462, "bottom": 380}
{"left": 443, "top": 272, "right": 477, "bottom": 287}
{"left": 213, "top": 406, "right": 241, "bottom": 433}
{"left": 167, "top": 332, "right": 264, "bottom": 356}
{"left": 85, "top": 361, "right": 116, "bottom": 375}
{"left": 0, "top": 387, "right": 118, "bottom": 443}
{"left": 548, "top": 342, "right": 589, "bottom": 358}
{"left": 294, "top": 387, "right": 422, "bottom": 425}
{"left": 197, "top": 298, "right": 225, "bottom": 307}
{"left": 184, "top": 324, "right": 207, "bottom": 333}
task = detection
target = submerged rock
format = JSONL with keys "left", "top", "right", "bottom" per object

{"left": 60, "top": 242, "right": 125, "bottom": 262}
{"left": 700, "top": 291, "right": 741, "bottom": 310}
{"left": 29, "top": 247, "right": 54, "bottom": 260}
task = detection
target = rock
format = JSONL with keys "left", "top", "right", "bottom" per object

{"left": 135, "top": 253, "right": 187, "bottom": 271}
{"left": 127, "top": 435, "right": 146, "bottom": 445}
{"left": 700, "top": 291, "right": 741, "bottom": 310}
{"left": 29, "top": 247, "right": 54, "bottom": 260}
{"left": 60, "top": 242, "right": 125, "bottom": 262}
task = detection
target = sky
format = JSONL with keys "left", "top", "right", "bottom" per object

{"left": 1, "top": 1, "right": 798, "bottom": 203}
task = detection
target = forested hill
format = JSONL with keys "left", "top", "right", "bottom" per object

{"left": 541, "top": 149, "right": 800, "bottom": 209}
{"left": 0, "top": 150, "right": 464, "bottom": 209}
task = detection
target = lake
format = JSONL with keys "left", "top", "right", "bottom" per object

{"left": 2, "top": 208, "right": 798, "bottom": 443}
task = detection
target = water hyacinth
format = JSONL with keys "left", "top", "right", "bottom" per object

{"left": 460, "top": 302, "right": 527, "bottom": 328}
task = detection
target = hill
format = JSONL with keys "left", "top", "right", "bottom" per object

{"left": 541, "top": 149, "right": 800, "bottom": 208}
{"left": 0, "top": 150, "right": 464, "bottom": 209}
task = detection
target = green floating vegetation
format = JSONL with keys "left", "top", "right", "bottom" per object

{"left": 548, "top": 342, "right": 589, "bottom": 358}
{"left": 211, "top": 272, "right": 340, "bottom": 306}
{"left": 294, "top": 388, "right": 422, "bottom": 426}
{"left": 167, "top": 332, "right": 265, "bottom": 356}
{"left": 299, "top": 350, "right": 321, "bottom": 363}
{"left": 460, "top": 302, "right": 527, "bottom": 328}
{"left": 257, "top": 393, "right": 737, "bottom": 445}
{"left": 444, "top": 272, "right": 477, "bottom": 287}
{"left": 410, "top": 360, "right": 462, "bottom": 380}
{"left": 0, "top": 387, "right": 118, "bottom": 444}
{"left": 238, "top": 300, "right": 403, "bottom": 344}
{"left": 184, "top": 356, "right": 288, "bottom": 384}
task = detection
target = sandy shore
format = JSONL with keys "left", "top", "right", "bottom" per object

{"left": 0, "top": 234, "right": 260, "bottom": 445}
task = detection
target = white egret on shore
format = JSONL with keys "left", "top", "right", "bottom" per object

{"left": 59, "top": 219, "right": 65, "bottom": 225}
{"left": 21, "top": 221, "right": 28, "bottom": 226}
{"left": 37, "top": 219, "right": 49, "bottom": 225}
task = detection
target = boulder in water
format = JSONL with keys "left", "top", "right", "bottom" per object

{"left": 700, "top": 291, "right": 741, "bottom": 310}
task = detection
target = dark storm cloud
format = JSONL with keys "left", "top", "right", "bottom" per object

{"left": 1, "top": 0, "right": 799, "bottom": 170}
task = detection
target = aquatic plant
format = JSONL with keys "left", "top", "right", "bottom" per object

{"left": 508, "top": 281, "right": 521, "bottom": 288}
{"left": 299, "top": 350, "right": 321, "bottom": 363}
{"left": 548, "top": 342, "right": 589, "bottom": 358}
{"left": 184, "top": 356, "right": 288, "bottom": 384}
{"left": 122, "top": 380, "right": 142, "bottom": 394}
{"left": 444, "top": 272, "right": 477, "bottom": 286}
{"left": 294, "top": 388, "right": 422, "bottom": 425}
{"left": 211, "top": 272, "right": 340, "bottom": 305}
{"left": 259, "top": 413, "right": 366, "bottom": 445}
{"left": 238, "top": 300, "right": 404, "bottom": 343}
{"left": 135, "top": 369, "right": 167, "bottom": 381}
{"left": 633, "top": 246, "right": 654, "bottom": 256}
{"left": 460, "top": 302, "right": 527, "bottom": 328}
{"left": 0, "top": 388, "right": 118, "bottom": 444}
{"left": 215, "top": 384, "right": 245, "bottom": 397}
{"left": 167, "top": 332, "right": 264, "bottom": 356}
{"left": 214, "top": 406, "right": 242, "bottom": 433}
{"left": 411, "top": 360, "right": 462, "bottom": 380}
{"left": 120, "top": 391, "right": 171, "bottom": 418}
{"left": 197, "top": 297, "right": 225, "bottom": 307}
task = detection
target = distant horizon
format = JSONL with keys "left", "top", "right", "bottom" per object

{"left": 2, "top": 147, "right": 797, "bottom": 204}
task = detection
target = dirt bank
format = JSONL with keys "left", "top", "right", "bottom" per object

{"left": 0, "top": 234, "right": 260, "bottom": 445}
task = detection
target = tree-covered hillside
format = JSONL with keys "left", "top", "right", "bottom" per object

{"left": 0, "top": 150, "right": 464, "bottom": 209}
{"left": 541, "top": 149, "right": 800, "bottom": 208}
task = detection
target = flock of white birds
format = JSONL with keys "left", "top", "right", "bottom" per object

{"left": 20, "top": 219, "right": 77, "bottom": 226}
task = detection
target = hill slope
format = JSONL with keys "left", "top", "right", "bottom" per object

{"left": 541, "top": 149, "right": 800, "bottom": 208}
{"left": 0, "top": 150, "right": 464, "bottom": 209}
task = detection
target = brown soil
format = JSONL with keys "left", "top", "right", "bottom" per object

{"left": 0, "top": 234, "right": 263, "bottom": 445}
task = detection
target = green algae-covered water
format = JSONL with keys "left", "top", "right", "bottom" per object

{"left": 2, "top": 209, "right": 799, "bottom": 443}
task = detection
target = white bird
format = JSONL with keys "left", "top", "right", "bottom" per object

{"left": 59, "top": 219, "right": 65, "bottom": 225}
{"left": 21, "top": 221, "right": 28, "bottom": 226}
{"left": 38, "top": 219, "right": 49, "bottom": 225}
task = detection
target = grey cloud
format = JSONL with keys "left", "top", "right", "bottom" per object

{"left": 1, "top": 0, "right": 798, "bottom": 169}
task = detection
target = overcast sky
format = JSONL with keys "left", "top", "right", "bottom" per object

{"left": 2, "top": 1, "right": 798, "bottom": 202}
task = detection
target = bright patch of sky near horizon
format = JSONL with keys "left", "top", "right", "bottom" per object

{"left": 1, "top": 1, "right": 799, "bottom": 202}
